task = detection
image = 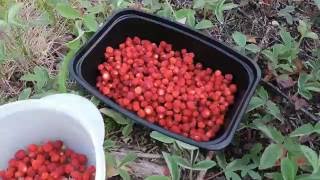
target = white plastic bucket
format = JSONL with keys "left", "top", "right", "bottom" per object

{"left": 0, "top": 94, "right": 106, "bottom": 179}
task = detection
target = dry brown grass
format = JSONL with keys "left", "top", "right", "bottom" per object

{"left": 0, "top": 1, "right": 69, "bottom": 99}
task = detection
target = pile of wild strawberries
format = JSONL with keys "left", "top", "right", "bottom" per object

{"left": 96, "top": 37, "right": 237, "bottom": 142}
{"left": 0, "top": 140, "right": 95, "bottom": 180}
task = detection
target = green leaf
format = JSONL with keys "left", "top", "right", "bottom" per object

{"left": 56, "top": 3, "right": 81, "bottom": 19}
{"left": 232, "top": 31, "right": 247, "bottom": 47}
{"left": 314, "top": 0, "right": 320, "bottom": 9}
{"left": 156, "top": 4, "right": 174, "bottom": 19}
{"left": 8, "top": 3, "right": 24, "bottom": 27}
{"left": 281, "top": 158, "right": 297, "bottom": 180}
{"left": 222, "top": 3, "right": 238, "bottom": 10}
{"left": 18, "top": 88, "right": 32, "bottom": 100}
{"left": 118, "top": 152, "right": 137, "bottom": 168}
{"left": 216, "top": 151, "right": 227, "bottom": 169}
{"left": 83, "top": 14, "right": 98, "bottom": 32}
{"left": 278, "top": 6, "right": 294, "bottom": 25}
{"left": 193, "top": 0, "right": 205, "bottom": 9}
{"left": 145, "top": 176, "right": 170, "bottom": 180}
{"left": 297, "top": 173, "right": 320, "bottom": 180}
{"left": 300, "top": 145, "right": 319, "bottom": 173}
{"left": 192, "top": 160, "right": 216, "bottom": 170}
{"left": 173, "top": 155, "right": 193, "bottom": 169}
{"left": 248, "top": 170, "right": 262, "bottom": 180}
{"left": 262, "top": 49, "right": 277, "bottom": 63}
{"left": 266, "top": 101, "right": 284, "bottom": 122}
{"left": 162, "top": 152, "right": 180, "bottom": 180}
{"left": 298, "top": 73, "right": 313, "bottom": 100}
{"left": 87, "top": 4, "right": 105, "bottom": 14}
{"left": 122, "top": 122, "right": 133, "bottom": 137}
{"left": 298, "top": 20, "right": 308, "bottom": 37}
{"left": 226, "top": 159, "right": 246, "bottom": 171}
{"left": 259, "top": 144, "right": 283, "bottom": 169}
{"left": 20, "top": 66, "right": 49, "bottom": 91}
{"left": 290, "top": 124, "right": 314, "bottom": 137}
{"left": 195, "top": 19, "right": 213, "bottom": 30}
{"left": 176, "top": 140, "right": 198, "bottom": 150}
{"left": 56, "top": 47, "right": 78, "bottom": 93}
{"left": 280, "top": 30, "right": 294, "bottom": 47}
{"left": 255, "top": 123, "right": 284, "bottom": 143}
{"left": 314, "top": 123, "right": 320, "bottom": 134}
{"left": 175, "top": 8, "right": 196, "bottom": 27}
{"left": 100, "top": 108, "right": 130, "bottom": 125}
{"left": 119, "top": 169, "right": 131, "bottom": 180}
{"left": 150, "top": 131, "right": 175, "bottom": 144}
{"left": 105, "top": 151, "right": 117, "bottom": 167}
{"left": 257, "top": 86, "right": 269, "bottom": 101}
{"left": 225, "top": 171, "right": 242, "bottom": 180}
{"left": 142, "top": 0, "right": 161, "bottom": 12}
{"left": 305, "top": 32, "right": 319, "bottom": 40}
{"left": 245, "top": 44, "right": 261, "bottom": 53}
{"left": 247, "top": 97, "right": 265, "bottom": 112}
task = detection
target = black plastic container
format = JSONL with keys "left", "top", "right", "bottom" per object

{"left": 70, "top": 9, "right": 261, "bottom": 150}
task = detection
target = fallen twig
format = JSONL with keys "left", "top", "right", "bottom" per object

{"left": 196, "top": 151, "right": 215, "bottom": 180}
{"left": 261, "top": 80, "right": 320, "bottom": 122}
{"left": 113, "top": 148, "right": 163, "bottom": 159}
{"left": 205, "top": 171, "right": 224, "bottom": 180}
{"left": 111, "top": 149, "right": 165, "bottom": 178}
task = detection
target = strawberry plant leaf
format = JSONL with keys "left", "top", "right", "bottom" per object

{"left": 100, "top": 108, "right": 130, "bottom": 125}
{"left": 175, "top": 8, "right": 196, "bottom": 27}
{"left": 278, "top": 6, "right": 294, "bottom": 25}
{"left": 21, "top": 66, "right": 49, "bottom": 91}
{"left": 143, "top": 0, "right": 161, "bottom": 12}
{"left": 298, "top": 73, "right": 313, "bottom": 100}
{"left": 257, "top": 86, "right": 269, "bottom": 101}
{"left": 8, "top": 3, "right": 24, "bottom": 27}
{"left": 56, "top": 3, "right": 81, "bottom": 19}
{"left": 145, "top": 176, "right": 170, "bottom": 180}
{"left": 245, "top": 44, "right": 261, "bottom": 53}
{"left": 105, "top": 151, "right": 117, "bottom": 167}
{"left": 305, "top": 32, "right": 319, "bottom": 40}
{"left": 122, "top": 122, "right": 133, "bottom": 137}
{"left": 118, "top": 152, "right": 137, "bottom": 168}
{"left": 119, "top": 169, "right": 131, "bottom": 180}
{"left": 193, "top": 0, "right": 205, "bottom": 9}
{"left": 173, "top": 155, "right": 193, "bottom": 169}
{"left": 247, "top": 97, "right": 266, "bottom": 112}
{"left": 232, "top": 31, "right": 247, "bottom": 47}
{"left": 266, "top": 101, "right": 284, "bottom": 122}
{"left": 216, "top": 151, "right": 227, "bottom": 170}
{"left": 150, "top": 131, "right": 175, "bottom": 144}
{"left": 248, "top": 170, "right": 261, "bottom": 180}
{"left": 195, "top": 19, "right": 213, "bottom": 29}
{"left": 290, "top": 124, "right": 314, "bottom": 137}
{"left": 192, "top": 160, "right": 216, "bottom": 170}
{"left": 259, "top": 144, "right": 283, "bottom": 170}
{"left": 18, "top": 88, "right": 32, "bottom": 100}
{"left": 222, "top": 3, "right": 238, "bottom": 10}
{"left": 314, "top": 123, "right": 320, "bottom": 134}
{"left": 314, "top": 0, "right": 320, "bottom": 9}
{"left": 226, "top": 159, "right": 246, "bottom": 171}
{"left": 83, "top": 13, "right": 98, "bottom": 32}
{"left": 225, "top": 171, "right": 242, "bottom": 180}
{"left": 162, "top": 152, "right": 180, "bottom": 180}
{"left": 300, "top": 145, "right": 319, "bottom": 173}
{"left": 255, "top": 123, "right": 284, "bottom": 143}
{"left": 281, "top": 157, "right": 297, "bottom": 180}
{"left": 176, "top": 140, "right": 198, "bottom": 150}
